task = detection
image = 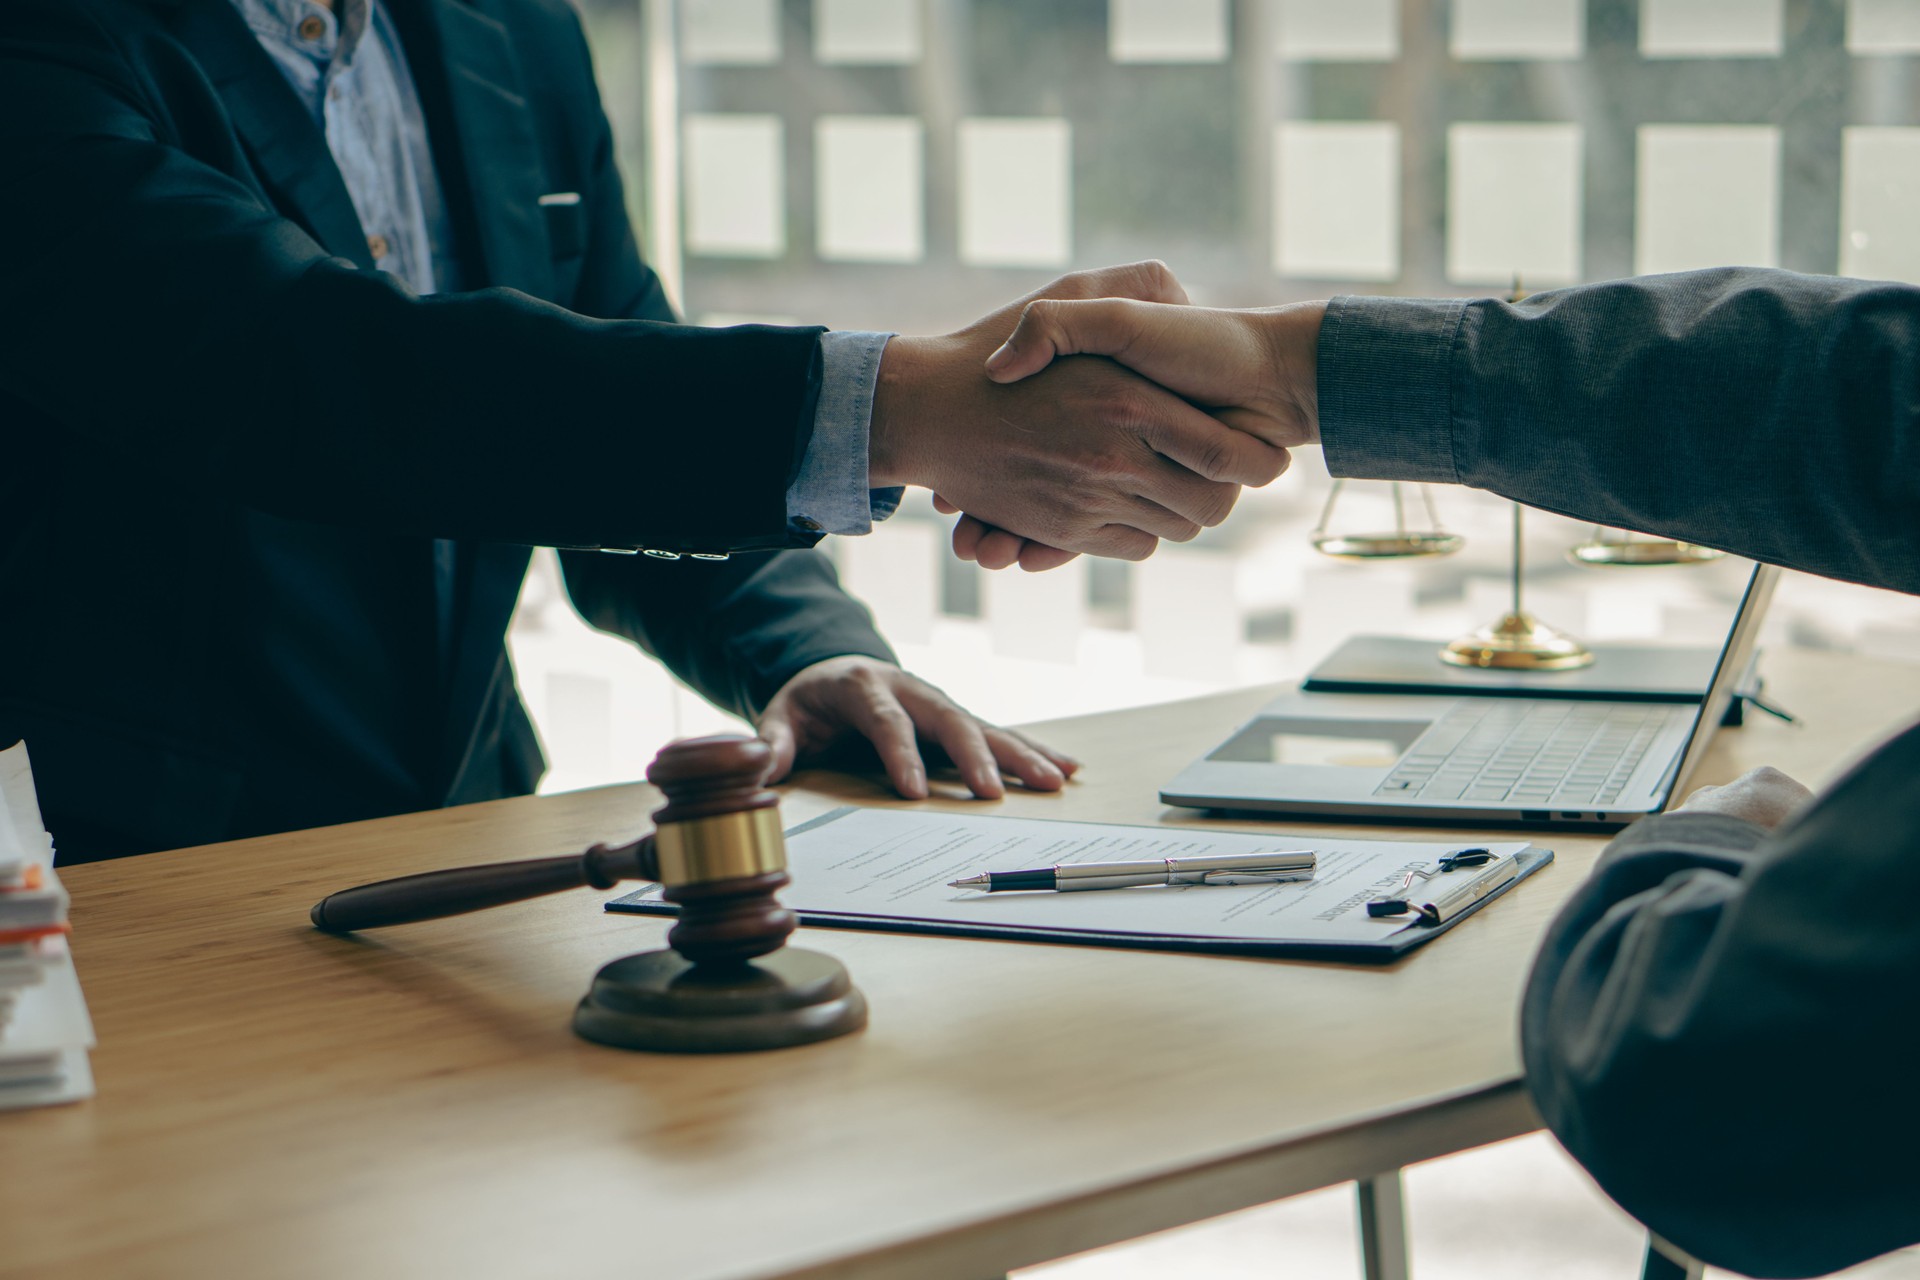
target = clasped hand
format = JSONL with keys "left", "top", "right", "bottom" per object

{"left": 774, "top": 267, "right": 1324, "bottom": 802}
{"left": 869, "top": 262, "right": 1308, "bottom": 567}
{"left": 879, "top": 267, "right": 1328, "bottom": 571}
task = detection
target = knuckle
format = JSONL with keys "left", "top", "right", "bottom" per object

{"left": 1100, "top": 382, "right": 1155, "bottom": 435}
{"left": 915, "top": 681, "right": 957, "bottom": 710}
{"left": 1189, "top": 433, "right": 1234, "bottom": 482}
{"left": 1014, "top": 299, "right": 1061, "bottom": 349}
{"left": 1136, "top": 259, "right": 1175, "bottom": 297}
{"left": 1051, "top": 270, "right": 1094, "bottom": 300}
{"left": 1024, "top": 297, "right": 1061, "bottom": 329}
{"left": 1084, "top": 446, "right": 1140, "bottom": 488}
{"left": 941, "top": 708, "right": 984, "bottom": 739}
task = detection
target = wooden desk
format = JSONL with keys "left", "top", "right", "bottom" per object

{"left": 7, "top": 650, "right": 1915, "bottom": 1280}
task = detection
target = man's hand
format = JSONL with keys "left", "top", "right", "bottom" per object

{"left": 1674, "top": 765, "right": 1814, "bottom": 830}
{"left": 937, "top": 297, "right": 1328, "bottom": 570}
{"left": 757, "top": 656, "right": 1080, "bottom": 800}
{"left": 869, "top": 263, "right": 1292, "bottom": 563}
{"left": 985, "top": 297, "right": 1326, "bottom": 450}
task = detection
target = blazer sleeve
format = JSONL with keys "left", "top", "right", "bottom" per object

{"left": 556, "top": 548, "right": 896, "bottom": 721}
{"left": 1318, "top": 268, "right": 1920, "bottom": 595}
{"left": 546, "top": 7, "right": 895, "bottom": 717}
{"left": 1520, "top": 719, "right": 1920, "bottom": 1278}
{"left": 0, "top": 0, "right": 821, "bottom": 555}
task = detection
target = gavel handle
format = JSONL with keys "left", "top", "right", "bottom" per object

{"left": 309, "top": 837, "right": 657, "bottom": 933}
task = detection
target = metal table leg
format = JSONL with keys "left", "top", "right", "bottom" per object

{"left": 1356, "top": 1170, "right": 1410, "bottom": 1280}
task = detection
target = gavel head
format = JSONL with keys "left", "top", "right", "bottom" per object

{"left": 574, "top": 733, "right": 867, "bottom": 1052}
{"left": 644, "top": 735, "right": 796, "bottom": 968}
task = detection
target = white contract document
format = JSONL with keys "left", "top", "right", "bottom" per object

{"left": 610, "top": 807, "right": 1551, "bottom": 962}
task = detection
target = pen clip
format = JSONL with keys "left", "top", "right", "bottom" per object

{"left": 1200, "top": 869, "right": 1315, "bottom": 886}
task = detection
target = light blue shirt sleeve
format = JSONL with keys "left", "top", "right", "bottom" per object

{"left": 787, "top": 330, "right": 904, "bottom": 538}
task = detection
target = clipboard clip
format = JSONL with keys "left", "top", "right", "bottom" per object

{"left": 1366, "top": 848, "right": 1514, "bottom": 925}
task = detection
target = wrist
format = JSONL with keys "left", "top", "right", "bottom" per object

{"left": 869, "top": 334, "right": 935, "bottom": 489}
{"left": 1256, "top": 302, "right": 1325, "bottom": 447}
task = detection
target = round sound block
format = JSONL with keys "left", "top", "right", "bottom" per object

{"left": 572, "top": 947, "right": 867, "bottom": 1053}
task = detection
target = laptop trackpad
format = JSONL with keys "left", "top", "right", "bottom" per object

{"left": 1207, "top": 716, "right": 1431, "bottom": 769}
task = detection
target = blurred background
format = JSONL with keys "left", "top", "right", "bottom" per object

{"left": 511, "top": 1, "right": 1920, "bottom": 1273}
{"left": 515, "top": 0, "right": 1920, "bottom": 796}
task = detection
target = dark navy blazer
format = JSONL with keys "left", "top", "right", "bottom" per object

{"left": 0, "top": 0, "right": 892, "bottom": 858}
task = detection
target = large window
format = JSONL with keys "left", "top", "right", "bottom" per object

{"left": 513, "top": 0, "right": 1920, "bottom": 793}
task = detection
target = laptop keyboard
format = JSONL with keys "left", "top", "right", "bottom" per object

{"left": 1373, "top": 702, "right": 1692, "bottom": 807}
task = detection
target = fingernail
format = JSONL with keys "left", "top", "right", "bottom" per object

{"left": 906, "top": 765, "right": 927, "bottom": 798}
{"left": 983, "top": 342, "right": 1015, "bottom": 373}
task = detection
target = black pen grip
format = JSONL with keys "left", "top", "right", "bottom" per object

{"left": 986, "top": 869, "right": 1057, "bottom": 892}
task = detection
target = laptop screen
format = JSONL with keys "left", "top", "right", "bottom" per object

{"left": 1656, "top": 563, "right": 1780, "bottom": 807}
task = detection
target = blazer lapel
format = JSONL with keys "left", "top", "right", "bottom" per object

{"left": 385, "top": 0, "right": 556, "bottom": 786}
{"left": 391, "top": 0, "right": 555, "bottom": 296}
{"left": 164, "top": 0, "right": 377, "bottom": 269}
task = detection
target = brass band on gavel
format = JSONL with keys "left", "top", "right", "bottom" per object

{"left": 651, "top": 807, "right": 788, "bottom": 886}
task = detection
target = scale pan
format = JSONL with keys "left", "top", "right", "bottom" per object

{"left": 1569, "top": 539, "right": 1725, "bottom": 567}
{"left": 1311, "top": 531, "right": 1464, "bottom": 560}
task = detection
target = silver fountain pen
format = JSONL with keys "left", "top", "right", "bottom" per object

{"left": 948, "top": 850, "right": 1317, "bottom": 893}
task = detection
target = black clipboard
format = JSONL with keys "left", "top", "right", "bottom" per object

{"left": 607, "top": 807, "right": 1554, "bottom": 965}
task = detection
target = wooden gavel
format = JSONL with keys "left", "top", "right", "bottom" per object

{"left": 309, "top": 735, "right": 865, "bottom": 1052}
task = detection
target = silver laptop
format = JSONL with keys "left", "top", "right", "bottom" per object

{"left": 1161, "top": 565, "right": 1778, "bottom": 829}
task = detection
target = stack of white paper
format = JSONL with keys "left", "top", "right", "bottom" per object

{"left": 0, "top": 742, "right": 94, "bottom": 1110}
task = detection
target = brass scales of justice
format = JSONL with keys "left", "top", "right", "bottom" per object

{"left": 1309, "top": 279, "right": 1723, "bottom": 672}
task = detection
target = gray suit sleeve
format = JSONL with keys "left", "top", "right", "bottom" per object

{"left": 1317, "top": 267, "right": 1920, "bottom": 594}
{"left": 1318, "top": 267, "right": 1920, "bottom": 1272}
{"left": 1520, "top": 719, "right": 1920, "bottom": 1278}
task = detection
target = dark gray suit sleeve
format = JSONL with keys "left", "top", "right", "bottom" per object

{"left": 1319, "top": 267, "right": 1920, "bottom": 1274}
{"left": 1520, "top": 721, "right": 1920, "bottom": 1277}
{"left": 1318, "top": 267, "right": 1920, "bottom": 594}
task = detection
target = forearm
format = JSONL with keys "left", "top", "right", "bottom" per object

{"left": 557, "top": 548, "right": 895, "bottom": 720}
{"left": 0, "top": 16, "right": 824, "bottom": 554}
{"left": 1317, "top": 268, "right": 1920, "bottom": 594}
{"left": 1521, "top": 720, "right": 1920, "bottom": 1276}
{"left": 7, "top": 236, "right": 825, "bottom": 551}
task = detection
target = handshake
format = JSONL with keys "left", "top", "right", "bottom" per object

{"left": 869, "top": 261, "right": 1330, "bottom": 571}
